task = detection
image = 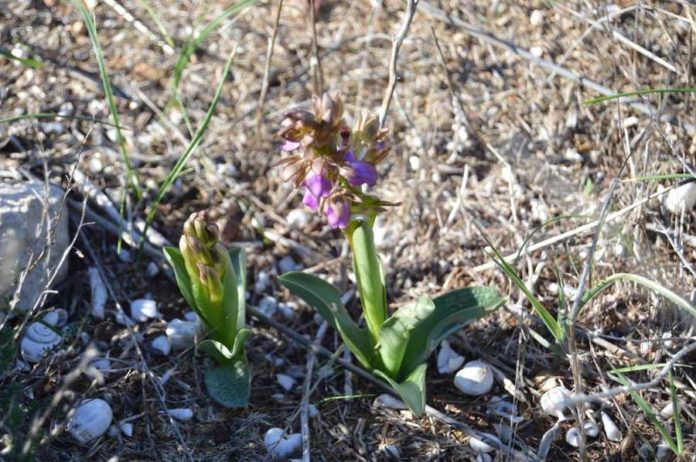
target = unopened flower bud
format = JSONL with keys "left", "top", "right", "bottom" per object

{"left": 198, "top": 263, "right": 223, "bottom": 303}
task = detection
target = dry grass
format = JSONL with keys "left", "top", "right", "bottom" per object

{"left": 1, "top": 0, "right": 695, "bottom": 461}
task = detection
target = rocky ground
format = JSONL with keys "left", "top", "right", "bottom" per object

{"left": 1, "top": 1, "right": 695, "bottom": 461}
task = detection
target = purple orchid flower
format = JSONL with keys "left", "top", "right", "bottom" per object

{"left": 280, "top": 140, "right": 301, "bottom": 152}
{"left": 302, "top": 173, "right": 332, "bottom": 211}
{"left": 344, "top": 151, "right": 377, "bottom": 187}
{"left": 325, "top": 197, "right": 351, "bottom": 229}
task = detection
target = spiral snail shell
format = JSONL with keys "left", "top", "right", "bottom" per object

{"left": 20, "top": 322, "right": 63, "bottom": 363}
{"left": 67, "top": 399, "right": 113, "bottom": 443}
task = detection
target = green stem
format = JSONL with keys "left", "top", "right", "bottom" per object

{"left": 347, "top": 220, "right": 387, "bottom": 342}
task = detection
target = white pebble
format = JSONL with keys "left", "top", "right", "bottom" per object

{"left": 373, "top": 394, "right": 407, "bottom": 410}
{"left": 565, "top": 427, "right": 581, "bottom": 447}
{"left": 258, "top": 296, "right": 278, "bottom": 317}
{"left": 264, "top": 428, "right": 302, "bottom": 460}
{"left": 287, "top": 209, "right": 309, "bottom": 229}
{"left": 67, "top": 399, "right": 113, "bottom": 443}
{"left": 530, "top": 9, "right": 544, "bottom": 26}
{"left": 469, "top": 433, "right": 499, "bottom": 453}
{"left": 119, "top": 422, "right": 133, "bottom": 437}
{"left": 166, "top": 319, "right": 199, "bottom": 350}
{"left": 117, "top": 248, "right": 132, "bottom": 262}
{"left": 167, "top": 408, "right": 193, "bottom": 421}
{"left": 381, "top": 444, "right": 400, "bottom": 460}
{"left": 151, "top": 335, "right": 171, "bottom": 356}
{"left": 130, "top": 299, "right": 159, "bottom": 322}
{"left": 276, "top": 373, "right": 296, "bottom": 392}
{"left": 255, "top": 271, "right": 271, "bottom": 294}
{"left": 146, "top": 262, "right": 159, "bottom": 277}
{"left": 436, "top": 340, "right": 465, "bottom": 374}
{"left": 664, "top": 182, "right": 696, "bottom": 214}
{"left": 88, "top": 158, "right": 103, "bottom": 173}
{"left": 278, "top": 256, "right": 299, "bottom": 274}
{"left": 540, "top": 386, "right": 571, "bottom": 420}
{"left": 89, "top": 267, "right": 108, "bottom": 319}
{"left": 660, "top": 402, "right": 674, "bottom": 419}
{"left": 454, "top": 360, "right": 494, "bottom": 396}
{"left": 601, "top": 411, "right": 622, "bottom": 442}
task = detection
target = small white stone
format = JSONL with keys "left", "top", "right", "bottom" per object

{"left": 264, "top": 428, "right": 302, "bottom": 460}
{"left": 258, "top": 296, "right": 278, "bottom": 317}
{"left": 469, "top": 433, "right": 499, "bottom": 453}
{"left": 88, "top": 158, "right": 103, "bottom": 173}
{"left": 254, "top": 271, "right": 271, "bottom": 294}
{"left": 475, "top": 454, "right": 492, "bottom": 462}
{"left": 67, "top": 399, "right": 113, "bottom": 443}
{"left": 119, "top": 422, "right": 133, "bottom": 437}
{"left": 42, "top": 308, "right": 68, "bottom": 327}
{"left": 183, "top": 311, "right": 199, "bottom": 323}
{"left": 565, "top": 427, "right": 581, "bottom": 447}
{"left": 115, "top": 311, "right": 135, "bottom": 327}
{"left": 167, "top": 408, "right": 193, "bottom": 421}
{"left": 278, "top": 256, "right": 299, "bottom": 274}
{"left": 373, "top": 394, "right": 408, "bottom": 410}
{"left": 381, "top": 444, "right": 400, "bottom": 460}
{"left": 130, "top": 299, "right": 159, "bottom": 322}
{"left": 287, "top": 209, "right": 309, "bottom": 229}
{"left": 601, "top": 411, "right": 622, "bottom": 442}
{"left": 276, "top": 373, "right": 296, "bottom": 392}
{"left": 146, "top": 262, "right": 159, "bottom": 277}
{"left": 278, "top": 303, "right": 296, "bottom": 320}
{"left": 664, "top": 182, "right": 696, "bottom": 214}
{"left": 408, "top": 155, "right": 420, "bottom": 171}
{"left": 530, "top": 46, "right": 544, "bottom": 57}
{"left": 530, "top": 9, "right": 544, "bottom": 26}
{"left": 583, "top": 421, "right": 599, "bottom": 438}
{"left": 540, "top": 386, "right": 571, "bottom": 420}
{"left": 660, "top": 402, "right": 674, "bottom": 419}
{"left": 89, "top": 267, "right": 108, "bottom": 319}
{"left": 166, "top": 319, "right": 199, "bottom": 350}
{"left": 308, "top": 404, "right": 319, "bottom": 418}
{"left": 90, "top": 358, "right": 111, "bottom": 375}
{"left": 436, "top": 340, "right": 465, "bottom": 374}
{"left": 151, "top": 335, "right": 171, "bottom": 356}
{"left": 454, "top": 360, "right": 494, "bottom": 396}
{"left": 117, "top": 248, "right": 132, "bottom": 262}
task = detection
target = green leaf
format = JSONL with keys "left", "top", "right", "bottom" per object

{"left": 388, "top": 287, "right": 504, "bottom": 377}
{"left": 218, "top": 259, "right": 240, "bottom": 347}
{"left": 349, "top": 221, "right": 387, "bottom": 342}
{"left": 229, "top": 247, "right": 247, "bottom": 328}
{"left": 163, "top": 247, "right": 195, "bottom": 310}
{"left": 377, "top": 296, "right": 434, "bottom": 378}
{"left": 278, "top": 272, "right": 374, "bottom": 368}
{"left": 205, "top": 359, "right": 251, "bottom": 408}
{"left": 198, "top": 329, "right": 249, "bottom": 365}
{"left": 374, "top": 363, "right": 427, "bottom": 417}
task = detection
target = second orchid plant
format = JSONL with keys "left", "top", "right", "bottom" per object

{"left": 277, "top": 93, "right": 503, "bottom": 415}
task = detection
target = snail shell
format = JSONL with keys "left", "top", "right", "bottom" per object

{"left": 21, "top": 322, "right": 62, "bottom": 363}
{"left": 264, "top": 428, "right": 302, "bottom": 460}
{"left": 42, "top": 308, "right": 68, "bottom": 327}
{"left": 67, "top": 399, "right": 113, "bottom": 443}
{"left": 454, "top": 360, "right": 494, "bottom": 396}
{"left": 540, "top": 386, "right": 571, "bottom": 419}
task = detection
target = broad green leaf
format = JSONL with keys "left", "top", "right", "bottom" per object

{"left": 278, "top": 272, "right": 374, "bottom": 368}
{"left": 198, "top": 329, "right": 249, "bottom": 365}
{"left": 219, "top": 258, "right": 240, "bottom": 348}
{"left": 385, "top": 288, "right": 503, "bottom": 379}
{"left": 229, "top": 247, "right": 246, "bottom": 328}
{"left": 205, "top": 359, "right": 250, "bottom": 408}
{"left": 349, "top": 221, "right": 387, "bottom": 341}
{"left": 669, "top": 372, "right": 683, "bottom": 454}
{"left": 163, "top": 247, "right": 194, "bottom": 307}
{"left": 374, "top": 363, "right": 427, "bottom": 417}
{"left": 377, "top": 296, "right": 435, "bottom": 378}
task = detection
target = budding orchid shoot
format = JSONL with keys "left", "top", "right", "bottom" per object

{"left": 277, "top": 92, "right": 392, "bottom": 229}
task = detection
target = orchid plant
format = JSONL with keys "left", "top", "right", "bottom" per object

{"left": 277, "top": 93, "right": 503, "bottom": 415}
{"left": 163, "top": 212, "right": 250, "bottom": 408}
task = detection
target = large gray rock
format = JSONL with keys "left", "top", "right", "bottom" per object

{"left": 0, "top": 181, "right": 70, "bottom": 311}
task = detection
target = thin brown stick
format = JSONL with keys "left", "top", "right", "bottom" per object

{"left": 256, "top": 0, "right": 284, "bottom": 140}
{"left": 309, "top": 0, "right": 324, "bottom": 95}
{"left": 379, "top": 0, "right": 419, "bottom": 128}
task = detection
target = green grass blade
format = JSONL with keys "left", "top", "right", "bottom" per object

{"left": 134, "top": 0, "right": 175, "bottom": 47}
{"left": 669, "top": 372, "right": 683, "bottom": 454}
{"left": 172, "top": 0, "right": 256, "bottom": 91}
{"left": 584, "top": 87, "right": 696, "bottom": 105}
{"left": 611, "top": 370, "right": 678, "bottom": 454}
{"left": 476, "top": 225, "right": 564, "bottom": 342}
{"left": 610, "top": 363, "right": 668, "bottom": 374}
{"left": 623, "top": 173, "right": 695, "bottom": 183}
{"left": 579, "top": 273, "right": 696, "bottom": 320}
{"left": 68, "top": 0, "right": 141, "bottom": 199}
{"left": 144, "top": 48, "right": 235, "bottom": 231}
{"left": 0, "top": 47, "right": 43, "bottom": 69}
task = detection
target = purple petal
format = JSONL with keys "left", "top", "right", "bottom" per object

{"left": 347, "top": 161, "right": 377, "bottom": 187}
{"left": 302, "top": 190, "right": 320, "bottom": 211}
{"left": 325, "top": 199, "right": 350, "bottom": 229}
{"left": 281, "top": 140, "right": 301, "bottom": 152}
{"left": 343, "top": 150, "right": 356, "bottom": 163}
{"left": 304, "top": 173, "right": 332, "bottom": 198}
